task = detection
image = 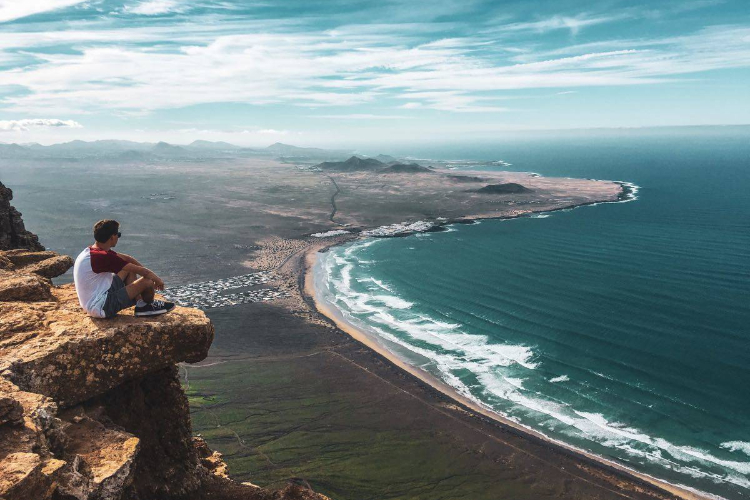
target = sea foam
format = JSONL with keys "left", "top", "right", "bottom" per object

{"left": 721, "top": 441, "right": 750, "bottom": 456}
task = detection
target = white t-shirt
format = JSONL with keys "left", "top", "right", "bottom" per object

{"left": 73, "top": 246, "right": 127, "bottom": 318}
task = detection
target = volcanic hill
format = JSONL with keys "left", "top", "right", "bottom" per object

{"left": 473, "top": 182, "right": 532, "bottom": 194}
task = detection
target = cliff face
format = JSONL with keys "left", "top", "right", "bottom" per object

{"left": 0, "top": 182, "right": 44, "bottom": 251}
{"left": 0, "top": 250, "right": 327, "bottom": 500}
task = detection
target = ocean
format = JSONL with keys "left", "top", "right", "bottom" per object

{"left": 316, "top": 132, "right": 750, "bottom": 499}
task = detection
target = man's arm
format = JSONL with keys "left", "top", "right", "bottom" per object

{"left": 118, "top": 253, "right": 142, "bottom": 266}
{"left": 122, "top": 262, "right": 164, "bottom": 290}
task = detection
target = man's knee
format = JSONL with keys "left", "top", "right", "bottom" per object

{"left": 136, "top": 277, "right": 155, "bottom": 291}
{"left": 118, "top": 270, "right": 137, "bottom": 284}
{"left": 124, "top": 277, "right": 155, "bottom": 301}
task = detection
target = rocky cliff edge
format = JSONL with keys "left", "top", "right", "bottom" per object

{"left": 0, "top": 182, "right": 44, "bottom": 252}
{"left": 0, "top": 250, "right": 327, "bottom": 500}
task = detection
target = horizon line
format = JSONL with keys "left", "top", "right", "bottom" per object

{"left": 1, "top": 123, "right": 749, "bottom": 149}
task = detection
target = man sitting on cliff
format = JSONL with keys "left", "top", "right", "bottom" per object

{"left": 73, "top": 219, "right": 174, "bottom": 318}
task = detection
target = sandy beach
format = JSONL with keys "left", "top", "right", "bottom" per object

{"left": 303, "top": 237, "right": 710, "bottom": 500}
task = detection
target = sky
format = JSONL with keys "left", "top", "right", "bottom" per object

{"left": 0, "top": 0, "right": 748, "bottom": 147}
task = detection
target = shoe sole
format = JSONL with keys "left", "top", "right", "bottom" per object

{"left": 134, "top": 308, "right": 171, "bottom": 317}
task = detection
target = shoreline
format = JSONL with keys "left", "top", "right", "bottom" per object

{"left": 299, "top": 191, "right": 712, "bottom": 500}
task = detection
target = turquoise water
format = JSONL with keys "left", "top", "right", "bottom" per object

{"left": 318, "top": 134, "right": 750, "bottom": 499}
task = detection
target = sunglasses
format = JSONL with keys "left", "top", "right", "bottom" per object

{"left": 116, "top": 232, "right": 122, "bottom": 238}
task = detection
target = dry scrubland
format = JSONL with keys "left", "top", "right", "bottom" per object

{"left": 199, "top": 160, "right": 621, "bottom": 231}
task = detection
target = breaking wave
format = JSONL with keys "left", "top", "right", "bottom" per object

{"left": 722, "top": 442, "right": 750, "bottom": 457}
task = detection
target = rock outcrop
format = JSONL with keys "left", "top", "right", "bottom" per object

{"left": 380, "top": 163, "right": 433, "bottom": 174}
{"left": 0, "top": 250, "right": 327, "bottom": 500}
{"left": 0, "top": 182, "right": 44, "bottom": 251}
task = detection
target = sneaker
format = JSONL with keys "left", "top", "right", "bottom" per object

{"left": 134, "top": 299, "right": 175, "bottom": 317}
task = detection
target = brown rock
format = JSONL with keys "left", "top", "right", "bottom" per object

{"left": 1, "top": 249, "right": 73, "bottom": 279}
{"left": 2, "top": 284, "right": 214, "bottom": 407}
{"left": 0, "top": 452, "right": 44, "bottom": 498}
{"left": 92, "top": 367, "right": 203, "bottom": 498}
{"left": 24, "top": 255, "right": 74, "bottom": 279}
{"left": 0, "top": 270, "right": 52, "bottom": 302}
{"left": 0, "top": 395, "right": 23, "bottom": 426}
{"left": 2, "top": 249, "right": 59, "bottom": 267}
{"left": 0, "top": 182, "right": 44, "bottom": 251}
{"left": 55, "top": 412, "right": 140, "bottom": 500}
{"left": 0, "top": 255, "right": 14, "bottom": 270}
{"left": 0, "top": 250, "right": 219, "bottom": 500}
{"left": 0, "top": 451, "right": 63, "bottom": 500}
{"left": 194, "top": 437, "right": 230, "bottom": 479}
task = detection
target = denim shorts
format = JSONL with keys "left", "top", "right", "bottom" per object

{"left": 102, "top": 275, "right": 136, "bottom": 318}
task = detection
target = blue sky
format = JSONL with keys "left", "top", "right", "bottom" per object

{"left": 0, "top": 0, "right": 748, "bottom": 147}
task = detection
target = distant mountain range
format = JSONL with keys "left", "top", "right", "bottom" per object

{"left": 265, "top": 142, "right": 351, "bottom": 159}
{"left": 187, "top": 140, "right": 243, "bottom": 150}
{"left": 0, "top": 140, "right": 355, "bottom": 161}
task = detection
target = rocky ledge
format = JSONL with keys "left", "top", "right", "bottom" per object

{"left": 0, "top": 250, "right": 327, "bottom": 500}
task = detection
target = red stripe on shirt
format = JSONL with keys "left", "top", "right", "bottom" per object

{"left": 89, "top": 246, "right": 127, "bottom": 274}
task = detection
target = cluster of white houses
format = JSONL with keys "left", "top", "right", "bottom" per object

{"left": 161, "top": 272, "right": 288, "bottom": 309}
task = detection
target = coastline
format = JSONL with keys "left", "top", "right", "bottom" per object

{"left": 299, "top": 197, "right": 714, "bottom": 500}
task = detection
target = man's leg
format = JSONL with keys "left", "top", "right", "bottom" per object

{"left": 127, "top": 276, "right": 174, "bottom": 317}
{"left": 125, "top": 276, "right": 155, "bottom": 303}
{"left": 117, "top": 269, "right": 137, "bottom": 285}
{"left": 102, "top": 274, "right": 154, "bottom": 318}
{"left": 119, "top": 270, "right": 154, "bottom": 303}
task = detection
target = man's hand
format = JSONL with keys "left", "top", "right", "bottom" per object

{"left": 151, "top": 274, "right": 165, "bottom": 291}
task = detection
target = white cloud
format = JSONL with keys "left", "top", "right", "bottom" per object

{"left": 0, "top": 22, "right": 749, "bottom": 116}
{"left": 0, "top": 118, "right": 82, "bottom": 131}
{"left": 124, "top": 0, "right": 184, "bottom": 16}
{"left": 255, "top": 129, "right": 288, "bottom": 135}
{"left": 0, "top": 0, "right": 86, "bottom": 23}
{"left": 316, "top": 114, "right": 411, "bottom": 120}
{"left": 397, "top": 91, "right": 509, "bottom": 113}
{"left": 495, "top": 14, "right": 627, "bottom": 36}
{"left": 175, "top": 127, "right": 289, "bottom": 136}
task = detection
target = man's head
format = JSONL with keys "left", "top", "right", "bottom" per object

{"left": 93, "top": 219, "right": 121, "bottom": 246}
